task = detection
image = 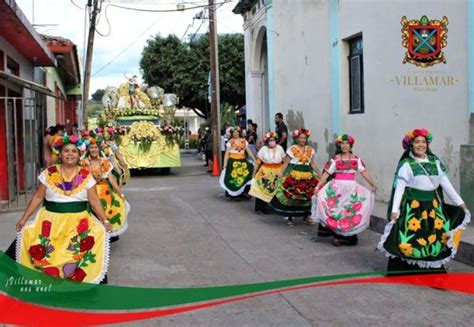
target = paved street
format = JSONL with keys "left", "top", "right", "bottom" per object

{"left": 1, "top": 154, "right": 473, "bottom": 326}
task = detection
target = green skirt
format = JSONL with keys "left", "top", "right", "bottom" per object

{"left": 378, "top": 188, "right": 470, "bottom": 268}
{"left": 219, "top": 157, "right": 254, "bottom": 196}
{"left": 269, "top": 164, "right": 318, "bottom": 216}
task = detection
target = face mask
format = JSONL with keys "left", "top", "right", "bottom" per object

{"left": 268, "top": 140, "right": 276, "bottom": 148}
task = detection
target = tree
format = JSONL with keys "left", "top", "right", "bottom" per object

{"left": 140, "top": 33, "right": 245, "bottom": 118}
{"left": 91, "top": 88, "right": 105, "bottom": 101}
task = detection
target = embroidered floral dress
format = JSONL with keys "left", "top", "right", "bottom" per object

{"left": 312, "top": 155, "right": 374, "bottom": 236}
{"left": 82, "top": 158, "right": 130, "bottom": 237}
{"left": 249, "top": 145, "right": 286, "bottom": 203}
{"left": 16, "top": 165, "right": 109, "bottom": 283}
{"left": 219, "top": 138, "right": 254, "bottom": 196}
{"left": 269, "top": 145, "right": 319, "bottom": 216}
{"left": 378, "top": 153, "right": 471, "bottom": 269}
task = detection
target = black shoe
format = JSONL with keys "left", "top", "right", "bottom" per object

{"left": 110, "top": 236, "right": 120, "bottom": 243}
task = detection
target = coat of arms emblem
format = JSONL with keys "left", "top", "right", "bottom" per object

{"left": 401, "top": 15, "right": 448, "bottom": 67}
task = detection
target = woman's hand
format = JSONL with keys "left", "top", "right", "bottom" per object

{"left": 390, "top": 212, "right": 398, "bottom": 222}
{"left": 371, "top": 185, "right": 377, "bottom": 193}
{"left": 16, "top": 218, "right": 28, "bottom": 232}
{"left": 102, "top": 220, "right": 113, "bottom": 232}
{"left": 460, "top": 203, "right": 468, "bottom": 212}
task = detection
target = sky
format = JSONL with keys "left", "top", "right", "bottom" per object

{"left": 15, "top": 0, "right": 244, "bottom": 97}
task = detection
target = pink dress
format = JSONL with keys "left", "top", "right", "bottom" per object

{"left": 312, "top": 155, "right": 374, "bottom": 236}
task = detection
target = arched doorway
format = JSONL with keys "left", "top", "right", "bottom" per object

{"left": 251, "top": 26, "right": 270, "bottom": 134}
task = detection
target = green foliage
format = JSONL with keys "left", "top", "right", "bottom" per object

{"left": 140, "top": 33, "right": 245, "bottom": 118}
{"left": 220, "top": 103, "right": 238, "bottom": 129}
{"left": 91, "top": 89, "right": 105, "bottom": 101}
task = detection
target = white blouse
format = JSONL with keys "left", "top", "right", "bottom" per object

{"left": 287, "top": 145, "right": 315, "bottom": 165}
{"left": 38, "top": 170, "right": 96, "bottom": 202}
{"left": 391, "top": 154, "right": 463, "bottom": 215}
{"left": 226, "top": 138, "right": 248, "bottom": 154}
{"left": 257, "top": 145, "right": 286, "bottom": 164}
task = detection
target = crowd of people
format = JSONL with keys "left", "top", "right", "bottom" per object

{"left": 218, "top": 114, "right": 471, "bottom": 275}
{"left": 5, "top": 125, "right": 130, "bottom": 284}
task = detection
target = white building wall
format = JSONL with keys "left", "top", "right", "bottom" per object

{"left": 272, "top": 0, "right": 332, "bottom": 170}
{"left": 339, "top": 0, "right": 469, "bottom": 200}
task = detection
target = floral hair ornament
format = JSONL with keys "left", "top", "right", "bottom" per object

{"left": 52, "top": 134, "right": 79, "bottom": 154}
{"left": 292, "top": 128, "right": 311, "bottom": 139}
{"left": 335, "top": 134, "right": 356, "bottom": 147}
{"left": 263, "top": 131, "right": 278, "bottom": 143}
{"left": 402, "top": 128, "right": 433, "bottom": 149}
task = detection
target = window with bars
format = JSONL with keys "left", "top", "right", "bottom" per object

{"left": 348, "top": 36, "right": 364, "bottom": 113}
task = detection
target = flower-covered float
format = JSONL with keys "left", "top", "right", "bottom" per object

{"left": 100, "top": 79, "right": 183, "bottom": 171}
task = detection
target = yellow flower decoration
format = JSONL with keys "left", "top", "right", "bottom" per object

{"left": 452, "top": 229, "right": 463, "bottom": 248}
{"left": 429, "top": 209, "right": 436, "bottom": 219}
{"left": 428, "top": 234, "right": 437, "bottom": 244}
{"left": 242, "top": 162, "right": 247, "bottom": 169}
{"left": 231, "top": 170, "right": 238, "bottom": 178}
{"left": 399, "top": 243, "right": 413, "bottom": 256}
{"left": 407, "top": 218, "right": 421, "bottom": 232}
{"left": 49, "top": 173, "right": 62, "bottom": 184}
{"left": 232, "top": 162, "right": 239, "bottom": 168}
{"left": 237, "top": 168, "right": 243, "bottom": 175}
{"left": 243, "top": 170, "right": 249, "bottom": 177}
{"left": 434, "top": 218, "right": 444, "bottom": 230}
{"left": 432, "top": 199, "right": 439, "bottom": 208}
{"left": 411, "top": 200, "right": 420, "bottom": 209}
{"left": 416, "top": 238, "right": 427, "bottom": 246}
{"left": 441, "top": 233, "right": 448, "bottom": 244}
{"left": 421, "top": 210, "right": 428, "bottom": 220}
{"left": 236, "top": 177, "right": 244, "bottom": 185}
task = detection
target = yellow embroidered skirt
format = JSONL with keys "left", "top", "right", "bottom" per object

{"left": 96, "top": 180, "right": 129, "bottom": 237}
{"left": 17, "top": 201, "right": 109, "bottom": 283}
{"left": 249, "top": 162, "right": 282, "bottom": 203}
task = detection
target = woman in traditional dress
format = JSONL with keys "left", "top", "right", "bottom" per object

{"left": 49, "top": 126, "right": 63, "bottom": 164}
{"left": 249, "top": 131, "right": 286, "bottom": 214}
{"left": 312, "top": 134, "right": 376, "bottom": 246}
{"left": 220, "top": 127, "right": 256, "bottom": 199}
{"left": 269, "top": 128, "right": 321, "bottom": 226}
{"left": 104, "top": 127, "right": 130, "bottom": 187}
{"left": 7, "top": 135, "right": 112, "bottom": 283}
{"left": 378, "top": 128, "right": 470, "bottom": 274}
{"left": 81, "top": 136, "right": 130, "bottom": 239}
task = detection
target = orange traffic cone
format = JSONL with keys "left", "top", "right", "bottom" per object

{"left": 212, "top": 154, "right": 221, "bottom": 176}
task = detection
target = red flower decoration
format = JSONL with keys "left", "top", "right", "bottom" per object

{"left": 47, "top": 166, "right": 58, "bottom": 174}
{"left": 352, "top": 201, "right": 362, "bottom": 211}
{"left": 338, "top": 218, "right": 352, "bottom": 231}
{"left": 28, "top": 244, "right": 46, "bottom": 260}
{"left": 77, "top": 218, "right": 89, "bottom": 235}
{"left": 352, "top": 214, "right": 362, "bottom": 226}
{"left": 41, "top": 220, "right": 52, "bottom": 238}
{"left": 326, "top": 217, "right": 338, "bottom": 230}
{"left": 350, "top": 160, "right": 358, "bottom": 169}
{"left": 80, "top": 168, "right": 90, "bottom": 178}
{"left": 80, "top": 236, "right": 95, "bottom": 252}
{"left": 43, "top": 267, "right": 60, "bottom": 278}
{"left": 69, "top": 268, "right": 87, "bottom": 282}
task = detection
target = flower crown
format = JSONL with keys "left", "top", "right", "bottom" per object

{"left": 402, "top": 128, "right": 433, "bottom": 149}
{"left": 263, "top": 131, "right": 278, "bottom": 143}
{"left": 292, "top": 128, "right": 311, "bottom": 139}
{"left": 336, "top": 134, "right": 356, "bottom": 146}
{"left": 52, "top": 135, "right": 79, "bottom": 154}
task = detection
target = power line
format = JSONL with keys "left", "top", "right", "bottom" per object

{"left": 106, "top": 0, "right": 231, "bottom": 13}
{"left": 70, "top": 0, "right": 84, "bottom": 10}
{"left": 92, "top": 13, "right": 165, "bottom": 76}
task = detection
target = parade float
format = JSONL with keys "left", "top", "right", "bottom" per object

{"left": 100, "top": 78, "right": 182, "bottom": 171}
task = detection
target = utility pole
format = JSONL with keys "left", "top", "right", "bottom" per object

{"left": 208, "top": 0, "right": 221, "bottom": 173}
{"left": 82, "top": 0, "right": 101, "bottom": 128}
